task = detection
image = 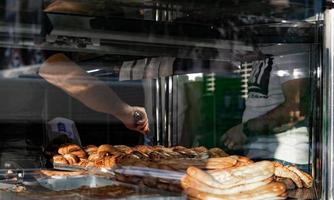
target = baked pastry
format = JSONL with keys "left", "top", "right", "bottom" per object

{"left": 70, "top": 149, "right": 87, "bottom": 158}
{"left": 148, "top": 151, "right": 168, "bottom": 160}
{"left": 133, "top": 145, "right": 154, "bottom": 154}
{"left": 104, "top": 155, "right": 120, "bottom": 168}
{"left": 86, "top": 161, "right": 95, "bottom": 167}
{"left": 58, "top": 144, "right": 82, "bottom": 155}
{"left": 88, "top": 153, "right": 101, "bottom": 161}
{"left": 192, "top": 146, "right": 209, "bottom": 159}
{"left": 155, "top": 147, "right": 181, "bottom": 158}
{"left": 63, "top": 154, "right": 80, "bottom": 165}
{"left": 97, "top": 144, "right": 121, "bottom": 155}
{"left": 287, "top": 166, "right": 313, "bottom": 188}
{"left": 84, "top": 145, "right": 98, "bottom": 155}
{"left": 94, "top": 157, "right": 106, "bottom": 168}
{"left": 208, "top": 147, "right": 229, "bottom": 158}
{"left": 172, "top": 146, "right": 197, "bottom": 158}
{"left": 114, "top": 145, "right": 133, "bottom": 154}
{"left": 52, "top": 155, "right": 68, "bottom": 165}
{"left": 77, "top": 158, "right": 89, "bottom": 167}
{"left": 273, "top": 162, "right": 303, "bottom": 188}
{"left": 191, "top": 146, "right": 208, "bottom": 154}
{"left": 130, "top": 151, "right": 149, "bottom": 160}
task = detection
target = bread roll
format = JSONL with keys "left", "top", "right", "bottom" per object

{"left": 172, "top": 146, "right": 197, "bottom": 158}
{"left": 63, "top": 154, "right": 80, "bottom": 165}
{"left": 84, "top": 145, "right": 98, "bottom": 155}
{"left": 94, "top": 158, "right": 105, "bottom": 168}
{"left": 114, "top": 145, "right": 133, "bottom": 154}
{"left": 52, "top": 155, "right": 68, "bottom": 165}
{"left": 133, "top": 145, "right": 153, "bottom": 154}
{"left": 148, "top": 151, "right": 168, "bottom": 160}
{"left": 58, "top": 144, "right": 81, "bottom": 155}
{"left": 88, "top": 153, "right": 101, "bottom": 161}
{"left": 104, "top": 156, "right": 119, "bottom": 168}
{"left": 70, "top": 149, "right": 87, "bottom": 158}
{"left": 192, "top": 146, "right": 209, "bottom": 159}
{"left": 86, "top": 161, "right": 95, "bottom": 167}
{"left": 208, "top": 147, "right": 229, "bottom": 158}
{"left": 130, "top": 151, "right": 150, "bottom": 160}
{"left": 191, "top": 146, "right": 208, "bottom": 154}
{"left": 77, "top": 158, "right": 89, "bottom": 167}
{"left": 97, "top": 144, "right": 121, "bottom": 155}
{"left": 155, "top": 147, "right": 181, "bottom": 158}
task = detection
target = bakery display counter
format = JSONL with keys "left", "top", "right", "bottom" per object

{"left": 0, "top": 163, "right": 317, "bottom": 200}
{"left": 32, "top": 143, "right": 318, "bottom": 200}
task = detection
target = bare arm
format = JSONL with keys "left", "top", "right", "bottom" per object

{"left": 39, "top": 53, "right": 149, "bottom": 134}
{"left": 246, "top": 78, "right": 309, "bottom": 135}
{"left": 222, "top": 78, "right": 309, "bottom": 149}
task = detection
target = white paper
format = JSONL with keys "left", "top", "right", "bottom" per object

{"left": 159, "top": 57, "right": 175, "bottom": 77}
{"left": 119, "top": 61, "right": 134, "bottom": 81}
{"left": 145, "top": 57, "right": 161, "bottom": 79}
{"left": 132, "top": 59, "right": 147, "bottom": 80}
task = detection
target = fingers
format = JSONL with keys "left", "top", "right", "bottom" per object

{"left": 222, "top": 134, "right": 241, "bottom": 150}
{"left": 136, "top": 117, "right": 149, "bottom": 134}
{"left": 224, "top": 138, "right": 236, "bottom": 150}
{"left": 221, "top": 133, "right": 232, "bottom": 148}
{"left": 226, "top": 141, "right": 235, "bottom": 149}
{"left": 136, "top": 119, "right": 149, "bottom": 135}
{"left": 137, "top": 121, "right": 148, "bottom": 130}
{"left": 138, "top": 122, "right": 149, "bottom": 135}
{"left": 132, "top": 106, "right": 150, "bottom": 134}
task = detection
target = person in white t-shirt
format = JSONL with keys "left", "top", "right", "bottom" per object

{"left": 221, "top": 50, "right": 310, "bottom": 169}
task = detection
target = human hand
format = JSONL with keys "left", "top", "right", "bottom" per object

{"left": 120, "top": 106, "right": 149, "bottom": 135}
{"left": 220, "top": 123, "right": 247, "bottom": 150}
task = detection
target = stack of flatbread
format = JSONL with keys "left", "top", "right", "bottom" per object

{"left": 182, "top": 161, "right": 287, "bottom": 200}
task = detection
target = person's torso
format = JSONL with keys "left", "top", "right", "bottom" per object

{"left": 241, "top": 52, "right": 311, "bottom": 164}
{"left": 243, "top": 56, "right": 284, "bottom": 122}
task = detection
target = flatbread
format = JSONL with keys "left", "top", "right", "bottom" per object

{"left": 209, "top": 161, "right": 275, "bottom": 187}
{"left": 181, "top": 175, "right": 273, "bottom": 195}
{"left": 185, "top": 182, "right": 286, "bottom": 200}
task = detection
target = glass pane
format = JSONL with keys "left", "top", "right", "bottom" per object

{"left": 0, "top": 0, "right": 322, "bottom": 199}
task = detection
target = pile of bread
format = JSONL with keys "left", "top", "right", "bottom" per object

{"left": 181, "top": 160, "right": 313, "bottom": 200}
{"left": 52, "top": 143, "right": 229, "bottom": 170}
{"left": 52, "top": 144, "right": 314, "bottom": 198}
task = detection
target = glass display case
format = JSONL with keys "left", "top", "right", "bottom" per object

{"left": 0, "top": 0, "right": 330, "bottom": 199}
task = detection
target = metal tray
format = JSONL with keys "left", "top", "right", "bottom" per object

{"left": 52, "top": 163, "right": 90, "bottom": 171}
{"left": 34, "top": 174, "right": 185, "bottom": 199}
